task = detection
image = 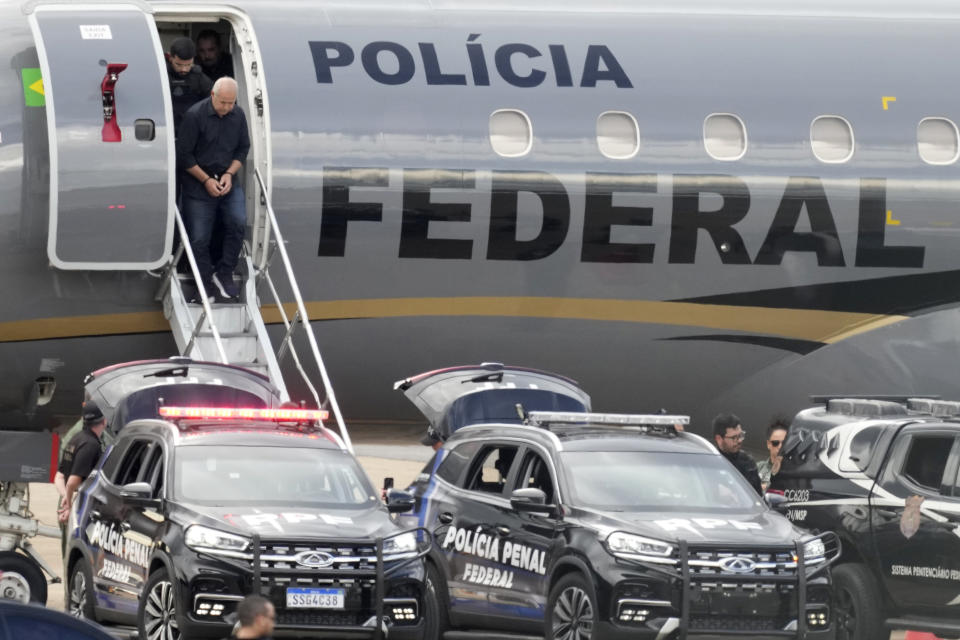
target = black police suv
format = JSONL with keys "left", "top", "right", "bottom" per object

{"left": 769, "top": 396, "right": 960, "bottom": 640}
{"left": 64, "top": 359, "right": 434, "bottom": 639}
{"left": 393, "top": 365, "right": 839, "bottom": 640}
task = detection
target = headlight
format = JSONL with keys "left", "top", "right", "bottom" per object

{"left": 382, "top": 532, "right": 418, "bottom": 558}
{"left": 802, "top": 537, "right": 826, "bottom": 562}
{"left": 184, "top": 525, "right": 250, "bottom": 553}
{"left": 606, "top": 532, "right": 674, "bottom": 561}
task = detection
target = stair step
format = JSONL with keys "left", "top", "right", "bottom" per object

{"left": 197, "top": 331, "right": 254, "bottom": 339}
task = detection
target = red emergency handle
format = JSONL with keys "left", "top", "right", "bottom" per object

{"left": 100, "top": 63, "right": 128, "bottom": 143}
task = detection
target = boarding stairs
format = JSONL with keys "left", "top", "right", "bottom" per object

{"left": 155, "top": 169, "right": 353, "bottom": 451}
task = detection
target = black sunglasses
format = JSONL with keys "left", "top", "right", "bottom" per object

{"left": 769, "top": 439, "right": 782, "bottom": 446}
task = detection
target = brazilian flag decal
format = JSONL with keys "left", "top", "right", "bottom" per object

{"left": 22, "top": 68, "right": 44, "bottom": 107}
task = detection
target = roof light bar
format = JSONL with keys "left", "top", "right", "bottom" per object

{"left": 159, "top": 407, "right": 328, "bottom": 421}
{"left": 527, "top": 411, "right": 689, "bottom": 427}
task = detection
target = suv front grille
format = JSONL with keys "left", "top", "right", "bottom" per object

{"left": 250, "top": 540, "right": 377, "bottom": 583}
{"left": 276, "top": 610, "right": 366, "bottom": 626}
{"left": 690, "top": 614, "right": 781, "bottom": 631}
{"left": 687, "top": 549, "right": 797, "bottom": 577}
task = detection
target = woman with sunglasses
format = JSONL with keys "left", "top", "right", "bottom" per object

{"left": 758, "top": 417, "right": 790, "bottom": 492}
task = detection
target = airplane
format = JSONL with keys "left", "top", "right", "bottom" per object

{"left": 1, "top": 0, "right": 959, "bottom": 447}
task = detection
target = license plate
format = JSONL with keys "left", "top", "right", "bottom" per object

{"left": 285, "top": 587, "right": 345, "bottom": 609}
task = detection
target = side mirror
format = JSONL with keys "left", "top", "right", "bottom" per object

{"left": 510, "top": 488, "right": 555, "bottom": 515}
{"left": 385, "top": 488, "right": 415, "bottom": 514}
{"left": 764, "top": 491, "right": 787, "bottom": 511}
{"left": 120, "top": 481, "right": 155, "bottom": 501}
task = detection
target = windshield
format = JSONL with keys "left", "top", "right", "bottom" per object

{"left": 559, "top": 451, "right": 762, "bottom": 512}
{"left": 174, "top": 446, "right": 377, "bottom": 508}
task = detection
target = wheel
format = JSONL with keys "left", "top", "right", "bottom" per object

{"left": 833, "top": 563, "right": 885, "bottom": 640}
{"left": 0, "top": 551, "right": 47, "bottom": 604}
{"left": 546, "top": 573, "right": 596, "bottom": 640}
{"left": 138, "top": 567, "right": 183, "bottom": 640}
{"left": 425, "top": 562, "right": 449, "bottom": 638}
{"left": 68, "top": 558, "right": 96, "bottom": 620}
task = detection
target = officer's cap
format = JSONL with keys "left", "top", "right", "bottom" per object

{"left": 82, "top": 400, "right": 105, "bottom": 427}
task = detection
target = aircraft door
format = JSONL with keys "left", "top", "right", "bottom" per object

{"left": 27, "top": 3, "right": 173, "bottom": 270}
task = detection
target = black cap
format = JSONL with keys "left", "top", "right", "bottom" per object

{"left": 420, "top": 428, "right": 441, "bottom": 447}
{"left": 82, "top": 400, "right": 104, "bottom": 427}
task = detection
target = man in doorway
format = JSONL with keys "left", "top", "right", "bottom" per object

{"left": 57, "top": 401, "right": 108, "bottom": 524}
{"left": 224, "top": 595, "right": 275, "bottom": 640}
{"left": 177, "top": 77, "right": 250, "bottom": 301}
{"left": 712, "top": 413, "right": 763, "bottom": 495}
{"left": 196, "top": 29, "right": 234, "bottom": 81}
{"left": 167, "top": 37, "right": 213, "bottom": 133}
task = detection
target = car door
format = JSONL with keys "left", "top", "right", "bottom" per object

{"left": 434, "top": 442, "right": 521, "bottom": 624}
{"left": 871, "top": 427, "right": 960, "bottom": 615}
{"left": 83, "top": 359, "right": 284, "bottom": 437}
{"left": 84, "top": 437, "right": 154, "bottom": 621}
{"left": 122, "top": 440, "right": 167, "bottom": 595}
{"left": 26, "top": 3, "right": 174, "bottom": 270}
{"left": 485, "top": 446, "right": 563, "bottom": 631}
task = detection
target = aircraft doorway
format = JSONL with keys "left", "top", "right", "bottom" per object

{"left": 26, "top": 3, "right": 272, "bottom": 272}
{"left": 153, "top": 6, "right": 273, "bottom": 270}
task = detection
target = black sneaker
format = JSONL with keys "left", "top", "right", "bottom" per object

{"left": 212, "top": 272, "right": 240, "bottom": 299}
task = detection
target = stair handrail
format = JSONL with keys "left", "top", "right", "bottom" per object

{"left": 253, "top": 168, "right": 352, "bottom": 452}
{"left": 158, "top": 207, "right": 229, "bottom": 365}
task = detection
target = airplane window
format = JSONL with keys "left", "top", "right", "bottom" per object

{"left": 703, "top": 113, "right": 747, "bottom": 161}
{"left": 490, "top": 109, "right": 533, "bottom": 157}
{"left": 810, "top": 116, "right": 854, "bottom": 163}
{"left": 917, "top": 117, "right": 960, "bottom": 165}
{"left": 597, "top": 111, "right": 640, "bottom": 159}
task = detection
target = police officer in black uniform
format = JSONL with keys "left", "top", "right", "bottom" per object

{"left": 196, "top": 29, "right": 234, "bottom": 81}
{"left": 167, "top": 37, "right": 213, "bottom": 133}
{"left": 57, "top": 400, "right": 108, "bottom": 524}
{"left": 712, "top": 412, "right": 763, "bottom": 495}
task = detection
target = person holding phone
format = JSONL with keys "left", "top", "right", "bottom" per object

{"left": 758, "top": 417, "right": 789, "bottom": 492}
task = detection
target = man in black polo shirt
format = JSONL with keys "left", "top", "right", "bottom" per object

{"left": 57, "top": 400, "right": 107, "bottom": 524}
{"left": 167, "top": 37, "right": 213, "bottom": 133}
{"left": 712, "top": 412, "right": 763, "bottom": 495}
{"left": 177, "top": 77, "right": 250, "bottom": 300}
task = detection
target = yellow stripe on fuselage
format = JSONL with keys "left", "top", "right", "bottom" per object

{"left": 0, "top": 297, "right": 906, "bottom": 345}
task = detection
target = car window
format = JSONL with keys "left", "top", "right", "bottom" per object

{"left": 112, "top": 440, "right": 151, "bottom": 486}
{"left": 138, "top": 443, "right": 164, "bottom": 499}
{"left": 559, "top": 451, "right": 762, "bottom": 512}
{"left": 901, "top": 435, "right": 954, "bottom": 494}
{"left": 174, "top": 446, "right": 376, "bottom": 508}
{"left": 437, "top": 441, "right": 481, "bottom": 484}
{"left": 515, "top": 451, "right": 555, "bottom": 504}
{"left": 98, "top": 441, "right": 125, "bottom": 482}
{"left": 464, "top": 445, "right": 518, "bottom": 495}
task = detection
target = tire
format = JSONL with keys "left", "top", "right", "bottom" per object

{"left": 833, "top": 563, "right": 886, "bottom": 640}
{"left": 138, "top": 567, "right": 183, "bottom": 640}
{"left": 425, "top": 562, "right": 449, "bottom": 639}
{"left": 545, "top": 573, "right": 596, "bottom": 640}
{"left": 0, "top": 551, "right": 47, "bottom": 605}
{"left": 68, "top": 558, "right": 96, "bottom": 620}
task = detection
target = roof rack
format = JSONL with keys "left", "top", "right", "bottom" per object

{"left": 525, "top": 411, "right": 689, "bottom": 435}
{"left": 809, "top": 394, "right": 939, "bottom": 404}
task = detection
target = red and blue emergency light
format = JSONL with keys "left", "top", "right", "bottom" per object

{"left": 158, "top": 406, "right": 329, "bottom": 421}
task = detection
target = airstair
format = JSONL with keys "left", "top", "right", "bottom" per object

{"left": 155, "top": 169, "right": 353, "bottom": 451}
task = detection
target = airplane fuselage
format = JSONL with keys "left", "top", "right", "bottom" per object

{"left": 2, "top": 0, "right": 960, "bottom": 442}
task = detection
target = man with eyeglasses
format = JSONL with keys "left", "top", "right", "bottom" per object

{"left": 757, "top": 417, "right": 789, "bottom": 492}
{"left": 712, "top": 413, "right": 762, "bottom": 495}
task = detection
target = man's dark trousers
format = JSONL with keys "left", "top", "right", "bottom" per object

{"left": 182, "top": 185, "right": 245, "bottom": 287}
